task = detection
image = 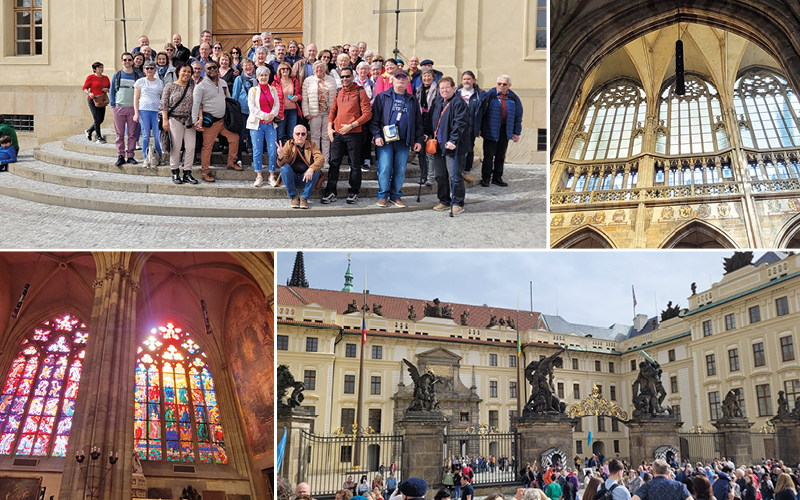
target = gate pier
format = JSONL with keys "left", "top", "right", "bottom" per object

{"left": 396, "top": 412, "right": 448, "bottom": 494}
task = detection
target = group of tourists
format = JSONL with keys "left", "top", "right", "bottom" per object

{"left": 80, "top": 30, "right": 523, "bottom": 212}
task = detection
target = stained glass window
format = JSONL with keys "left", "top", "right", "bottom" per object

{"left": 0, "top": 313, "right": 87, "bottom": 457}
{"left": 134, "top": 322, "right": 227, "bottom": 464}
{"left": 580, "top": 80, "right": 646, "bottom": 161}
{"left": 659, "top": 76, "right": 723, "bottom": 155}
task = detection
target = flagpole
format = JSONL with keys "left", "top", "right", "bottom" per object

{"left": 354, "top": 266, "right": 367, "bottom": 467}
{"left": 516, "top": 293, "right": 522, "bottom": 420}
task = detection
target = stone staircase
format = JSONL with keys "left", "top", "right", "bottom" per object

{"left": 1, "top": 131, "right": 477, "bottom": 218}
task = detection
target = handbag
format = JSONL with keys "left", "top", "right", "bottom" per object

{"left": 159, "top": 82, "right": 190, "bottom": 131}
{"left": 92, "top": 92, "right": 109, "bottom": 107}
{"left": 426, "top": 100, "right": 452, "bottom": 154}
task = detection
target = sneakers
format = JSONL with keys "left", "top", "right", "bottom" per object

{"left": 268, "top": 172, "right": 278, "bottom": 187}
{"left": 492, "top": 178, "right": 509, "bottom": 187}
{"left": 127, "top": 157, "right": 137, "bottom": 165}
{"left": 86, "top": 129, "right": 93, "bottom": 141}
{"left": 321, "top": 192, "right": 337, "bottom": 204}
{"left": 96, "top": 136, "right": 106, "bottom": 144}
{"left": 346, "top": 193, "right": 358, "bottom": 204}
{"left": 433, "top": 203, "right": 447, "bottom": 211}
{"left": 236, "top": 160, "right": 243, "bottom": 169}
{"left": 254, "top": 176, "right": 264, "bottom": 188}
{"left": 425, "top": 178, "right": 434, "bottom": 186}
{"left": 115, "top": 155, "right": 125, "bottom": 167}
{"left": 361, "top": 160, "right": 371, "bottom": 172}
{"left": 202, "top": 172, "right": 216, "bottom": 183}
{"left": 452, "top": 205, "right": 466, "bottom": 215}
{"left": 290, "top": 195, "right": 300, "bottom": 208}
{"left": 391, "top": 198, "right": 407, "bottom": 208}
{"left": 299, "top": 197, "right": 309, "bottom": 209}
{"left": 462, "top": 172, "right": 474, "bottom": 183}
{"left": 377, "top": 198, "right": 387, "bottom": 207}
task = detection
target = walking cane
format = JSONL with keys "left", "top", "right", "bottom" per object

{"left": 450, "top": 156, "right": 455, "bottom": 217}
{"left": 417, "top": 162, "right": 423, "bottom": 203}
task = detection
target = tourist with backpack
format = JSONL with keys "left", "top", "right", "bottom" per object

{"left": 593, "top": 460, "right": 630, "bottom": 500}
{"left": 631, "top": 459, "right": 692, "bottom": 500}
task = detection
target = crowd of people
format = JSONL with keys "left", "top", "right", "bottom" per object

{"left": 78, "top": 30, "right": 524, "bottom": 212}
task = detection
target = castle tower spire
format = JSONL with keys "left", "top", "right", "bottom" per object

{"left": 287, "top": 251, "right": 309, "bottom": 288}
{"left": 342, "top": 254, "right": 354, "bottom": 292}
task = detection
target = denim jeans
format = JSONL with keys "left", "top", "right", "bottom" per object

{"left": 277, "top": 108, "right": 298, "bottom": 143}
{"left": 250, "top": 122, "right": 277, "bottom": 173}
{"left": 376, "top": 141, "right": 410, "bottom": 200}
{"left": 280, "top": 165, "right": 319, "bottom": 199}
{"left": 138, "top": 110, "right": 162, "bottom": 158}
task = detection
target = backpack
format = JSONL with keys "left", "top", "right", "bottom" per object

{"left": 335, "top": 86, "right": 363, "bottom": 111}
{"left": 224, "top": 97, "right": 243, "bottom": 133}
{"left": 592, "top": 483, "right": 618, "bottom": 500}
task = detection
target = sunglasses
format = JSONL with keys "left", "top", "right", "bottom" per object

{"left": 294, "top": 132, "right": 307, "bottom": 136}
{"left": 231, "top": 50, "right": 240, "bottom": 54}
{"left": 213, "top": 46, "right": 222, "bottom": 50}
{"left": 122, "top": 58, "right": 133, "bottom": 62}
{"left": 341, "top": 74, "right": 353, "bottom": 79}
{"left": 166, "top": 48, "right": 174, "bottom": 52}
{"left": 206, "top": 66, "right": 218, "bottom": 70}
{"left": 144, "top": 66, "right": 156, "bottom": 70}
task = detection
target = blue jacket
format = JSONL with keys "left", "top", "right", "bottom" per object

{"left": 713, "top": 472, "right": 732, "bottom": 500}
{"left": 430, "top": 94, "right": 470, "bottom": 156}
{"left": 455, "top": 83, "right": 483, "bottom": 144}
{"left": 411, "top": 69, "right": 443, "bottom": 93}
{"left": 0, "top": 145, "right": 17, "bottom": 165}
{"left": 232, "top": 72, "right": 257, "bottom": 114}
{"left": 477, "top": 88, "right": 523, "bottom": 141}
{"left": 369, "top": 89, "right": 424, "bottom": 148}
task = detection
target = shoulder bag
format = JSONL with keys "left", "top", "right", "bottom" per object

{"left": 426, "top": 100, "right": 451, "bottom": 154}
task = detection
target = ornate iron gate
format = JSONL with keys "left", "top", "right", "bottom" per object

{"left": 679, "top": 432, "right": 726, "bottom": 464}
{"left": 750, "top": 432, "right": 776, "bottom": 461}
{"left": 445, "top": 425, "right": 519, "bottom": 486}
{"left": 299, "top": 429, "right": 404, "bottom": 498}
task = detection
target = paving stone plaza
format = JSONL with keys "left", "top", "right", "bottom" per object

{"left": 0, "top": 134, "right": 545, "bottom": 248}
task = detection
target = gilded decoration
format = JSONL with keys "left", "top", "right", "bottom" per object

{"left": 612, "top": 210, "right": 626, "bottom": 223}
{"left": 661, "top": 207, "right": 675, "bottom": 220}
{"left": 789, "top": 199, "right": 800, "bottom": 211}
{"left": 717, "top": 203, "right": 731, "bottom": 217}
{"left": 551, "top": 214, "right": 565, "bottom": 227}
{"left": 698, "top": 204, "right": 711, "bottom": 218}
{"left": 333, "top": 425, "right": 379, "bottom": 438}
{"left": 678, "top": 205, "right": 693, "bottom": 218}
{"left": 593, "top": 211, "right": 606, "bottom": 224}
{"left": 565, "top": 384, "right": 629, "bottom": 421}
{"left": 571, "top": 213, "right": 585, "bottom": 226}
{"left": 465, "top": 423, "right": 501, "bottom": 435}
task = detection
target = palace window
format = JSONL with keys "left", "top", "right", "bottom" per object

{"left": 510, "top": 355, "right": 517, "bottom": 368}
{"left": 573, "top": 359, "right": 579, "bottom": 370}
{"left": 614, "top": 440, "right": 620, "bottom": 453}
{"left": 489, "top": 354, "right": 497, "bottom": 366}
{"left": 277, "top": 335, "right": 288, "bottom": 350}
{"left": 575, "top": 419, "right": 582, "bottom": 432}
{"left": 776, "top": 296, "right": 789, "bottom": 316}
{"left": 725, "top": 314, "right": 736, "bottom": 330}
{"left": 579, "top": 81, "right": 646, "bottom": 161}
{"left": 659, "top": 76, "right": 724, "bottom": 155}
{"left": 729, "top": 348, "right": 740, "bottom": 372}
{"left": 0, "top": 314, "right": 88, "bottom": 457}
{"left": 610, "top": 386, "right": 616, "bottom": 401}
{"left": 306, "top": 337, "right": 318, "bottom": 352}
{"left": 489, "top": 410, "right": 499, "bottom": 429}
{"left": 372, "top": 346, "right": 382, "bottom": 359}
{"left": 14, "top": 0, "right": 43, "bottom": 56}
{"left": 631, "top": 360, "right": 636, "bottom": 371}
{"left": 510, "top": 381, "right": 517, "bottom": 399}
{"left": 785, "top": 380, "right": 800, "bottom": 411}
{"left": 595, "top": 360, "right": 601, "bottom": 372}
{"left": 597, "top": 416, "right": 605, "bottom": 432}
{"left": 608, "top": 362, "right": 614, "bottom": 373}
{"left": 706, "top": 354, "right": 716, "bottom": 376}
{"left": 344, "top": 375, "right": 355, "bottom": 394}
{"left": 753, "top": 342, "right": 766, "bottom": 367}
{"left": 668, "top": 349, "right": 676, "bottom": 362}
{"left": 756, "top": 384, "right": 772, "bottom": 416}
{"left": 673, "top": 405, "right": 681, "bottom": 424}
{"left": 734, "top": 70, "right": 800, "bottom": 150}
{"left": 341, "top": 408, "right": 355, "bottom": 430}
{"left": 749, "top": 306, "right": 761, "bottom": 323}
{"left": 702, "top": 320, "right": 713, "bottom": 337}
{"left": 345, "top": 343, "right": 356, "bottom": 357}
{"left": 490, "top": 381, "right": 498, "bottom": 398}
{"left": 368, "top": 409, "right": 381, "bottom": 433}
{"left": 576, "top": 441, "right": 583, "bottom": 454}
{"left": 535, "top": 0, "right": 546, "bottom": 49}
{"left": 611, "top": 418, "right": 619, "bottom": 432}
{"left": 670, "top": 376, "right": 678, "bottom": 393}
{"left": 781, "top": 336, "right": 795, "bottom": 361}
{"left": 709, "top": 391, "right": 721, "bottom": 420}
{"left": 304, "top": 370, "right": 316, "bottom": 391}
{"left": 134, "top": 322, "right": 227, "bottom": 463}
{"left": 573, "top": 384, "right": 580, "bottom": 399}
{"left": 596, "top": 384, "right": 602, "bottom": 396}
{"left": 370, "top": 376, "right": 381, "bottom": 395}
{"left": 558, "top": 382, "right": 564, "bottom": 399}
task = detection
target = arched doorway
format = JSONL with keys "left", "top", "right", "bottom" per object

{"left": 592, "top": 441, "right": 605, "bottom": 457}
{"left": 660, "top": 221, "right": 738, "bottom": 249}
{"left": 552, "top": 226, "right": 616, "bottom": 248}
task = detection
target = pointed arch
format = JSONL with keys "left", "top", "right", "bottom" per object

{"left": 660, "top": 220, "right": 739, "bottom": 249}
{"left": 772, "top": 213, "right": 800, "bottom": 248}
{"left": 551, "top": 226, "right": 617, "bottom": 249}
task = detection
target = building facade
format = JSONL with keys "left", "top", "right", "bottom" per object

{"left": 0, "top": 0, "right": 545, "bottom": 163}
{"left": 0, "top": 252, "right": 274, "bottom": 500}
{"left": 277, "top": 252, "right": 800, "bottom": 464}
{"left": 550, "top": 0, "right": 800, "bottom": 248}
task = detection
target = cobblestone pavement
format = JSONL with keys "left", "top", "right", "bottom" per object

{"left": 0, "top": 163, "right": 545, "bottom": 249}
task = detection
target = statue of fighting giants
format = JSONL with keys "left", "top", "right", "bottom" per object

{"left": 403, "top": 359, "right": 441, "bottom": 412}
{"left": 631, "top": 351, "right": 671, "bottom": 417}
{"left": 721, "top": 390, "right": 744, "bottom": 419}
{"left": 524, "top": 347, "right": 566, "bottom": 414}
{"left": 277, "top": 365, "right": 305, "bottom": 409}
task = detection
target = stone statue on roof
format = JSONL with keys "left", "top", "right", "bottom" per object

{"left": 508, "top": 317, "right": 516, "bottom": 330}
{"left": 487, "top": 315, "right": 498, "bottom": 328}
{"left": 373, "top": 303, "right": 383, "bottom": 316}
{"left": 345, "top": 300, "right": 358, "bottom": 314}
{"left": 460, "top": 309, "right": 469, "bottom": 326}
{"left": 424, "top": 298, "right": 453, "bottom": 319}
{"left": 408, "top": 304, "right": 417, "bottom": 322}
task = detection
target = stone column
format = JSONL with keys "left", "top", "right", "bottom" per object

{"left": 395, "top": 412, "right": 448, "bottom": 494}
{"left": 712, "top": 419, "right": 754, "bottom": 465}
{"left": 772, "top": 417, "right": 800, "bottom": 466}
{"left": 626, "top": 415, "right": 681, "bottom": 467}
{"left": 58, "top": 252, "right": 146, "bottom": 500}
{"left": 277, "top": 407, "right": 317, "bottom": 486}
{"left": 515, "top": 414, "right": 575, "bottom": 468}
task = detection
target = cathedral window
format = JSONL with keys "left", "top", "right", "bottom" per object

{"left": 735, "top": 70, "right": 800, "bottom": 150}
{"left": 659, "top": 76, "right": 723, "bottom": 155}
{"left": 0, "top": 314, "right": 87, "bottom": 457}
{"left": 580, "top": 81, "right": 646, "bottom": 161}
{"left": 134, "top": 323, "right": 227, "bottom": 464}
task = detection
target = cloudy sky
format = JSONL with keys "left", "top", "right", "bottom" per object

{"left": 276, "top": 251, "right": 772, "bottom": 327}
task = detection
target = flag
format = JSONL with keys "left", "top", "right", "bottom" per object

{"left": 276, "top": 428, "right": 287, "bottom": 473}
{"left": 362, "top": 316, "right": 367, "bottom": 345}
{"left": 588, "top": 430, "right": 593, "bottom": 446}
{"left": 632, "top": 285, "right": 637, "bottom": 308}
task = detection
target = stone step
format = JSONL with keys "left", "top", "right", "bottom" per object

{"left": 60, "top": 134, "right": 420, "bottom": 181}
{"left": 1, "top": 152, "right": 463, "bottom": 218}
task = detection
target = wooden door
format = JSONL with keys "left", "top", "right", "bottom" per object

{"left": 213, "top": 0, "right": 303, "bottom": 54}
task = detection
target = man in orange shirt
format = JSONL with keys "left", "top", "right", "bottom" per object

{"left": 324, "top": 67, "right": 372, "bottom": 204}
